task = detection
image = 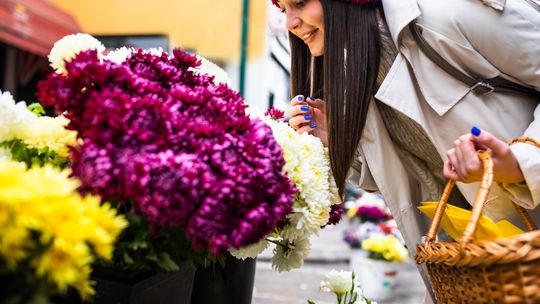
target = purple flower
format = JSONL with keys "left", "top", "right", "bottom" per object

{"left": 355, "top": 206, "right": 389, "bottom": 223}
{"left": 37, "top": 48, "right": 297, "bottom": 255}
{"left": 327, "top": 204, "right": 344, "bottom": 226}
{"left": 264, "top": 107, "right": 285, "bottom": 120}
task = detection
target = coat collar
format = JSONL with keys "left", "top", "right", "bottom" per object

{"left": 480, "top": 0, "right": 506, "bottom": 11}
{"left": 381, "top": 0, "right": 506, "bottom": 48}
{"left": 381, "top": 0, "right": 421, "bottom": 48}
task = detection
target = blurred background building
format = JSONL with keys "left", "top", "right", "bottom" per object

{"left": 0, "top": 0, "right": 80, "bottom": 102}
{"left": 0, "top": 0, "right": 292, "bottom": 112}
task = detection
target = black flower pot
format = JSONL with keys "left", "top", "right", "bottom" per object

{"left": 92, "top": 264, "right": 195, "bottom": 304}
{"left": 190, "top": 256, "right": 256, "bottom": 304}
{"left": 52, "top": 264, "right": 196, "bottom": 304}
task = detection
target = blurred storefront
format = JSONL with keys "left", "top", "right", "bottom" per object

{"left": 0, "top": 0, "right": 81, "bottom": 101}
{"left": 50, "top": 0, "right": 280, "bottom": 110}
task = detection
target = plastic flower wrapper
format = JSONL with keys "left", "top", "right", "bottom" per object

{"left": 308, "top": 270, "right": 376, "bottom": 304}
{"left": 36, "top": 33, "right": 297, "bottom": 271}
{"left": 229, "top": 106, "right": 343, "bottom": 271}
{"left": 0, "top": 160, "right": 127, "bottom": 301}
{"left": 0, "top": 90, "right": 76, "bottom": 168}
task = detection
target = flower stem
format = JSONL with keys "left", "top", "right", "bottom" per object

{"left": 265, "top": 238, "right": 285, "bottom": 248}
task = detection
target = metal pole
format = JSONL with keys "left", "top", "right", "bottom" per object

{"left": 239, "top": 0, "right": 250, "bottom": 97}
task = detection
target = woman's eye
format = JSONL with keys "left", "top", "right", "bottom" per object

{"left": 295, "top": 0, "right": 306, "bottom": 8}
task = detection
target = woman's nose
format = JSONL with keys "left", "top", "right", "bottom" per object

{"left": 285, "top": 13, "right": 301, "bottom": 31}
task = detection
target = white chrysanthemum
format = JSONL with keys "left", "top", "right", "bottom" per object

{"left": 262, "top": 116, "right": 335, "bottom": 240}
{"left": 104, "top": 47, "right": 134, "bottom": 64}
{"left": 191, "top": 56, "right": 232, "bottom": 86}
{"left": 142, "top": 47, "right": 165, "bottom": 57}
{"left": 281, "top": 204, "right": 330, "bottom": 241}
{"left": 17, "top": 115, "right": 77, "bottom": 156}
{"left": 244, "top": 106, "right": 341, "bottom": 271}
{"left": 271, "top": 238, "right": 311, "bottom": 272}
{"left": 228, "top": 238, "right": 269, "bottom": 260}
{"left": 0, "top": 90, "right": 37, "bottom": 142}
{"left": 320, "top": 270, "right": 355, "bottom": 295}
{"left": 0, "top": 90, "right": 76, "bottom": 155}
{"left": 49, "top": 33, "right": 105, "bottom": 75}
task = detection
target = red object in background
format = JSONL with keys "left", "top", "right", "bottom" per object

{"left": 0, "top": 0, "right": 80, "bottom": 56}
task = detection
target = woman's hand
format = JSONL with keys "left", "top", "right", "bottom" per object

{"left": 287, "top": 95, "right": 328, "bottom": 146}
{"left": 443, "top": 127, "right": 524, "bottom": 183}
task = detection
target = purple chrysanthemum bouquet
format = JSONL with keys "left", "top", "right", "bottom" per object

{"left": 36, "top": 33, "right": 296, "bottom": 270}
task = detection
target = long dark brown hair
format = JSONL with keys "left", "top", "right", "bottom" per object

{"left": 289, "top": 0, "right": 382, "bottom": 198}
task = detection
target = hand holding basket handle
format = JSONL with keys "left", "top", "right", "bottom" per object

{"left": 416, "top": 136, "right": 540, "bottom": 304}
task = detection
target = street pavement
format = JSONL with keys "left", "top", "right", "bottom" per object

{"left": 252, "top": 222, "right": 426, "bottom": 304}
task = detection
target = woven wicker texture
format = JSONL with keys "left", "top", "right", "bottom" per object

{"left": 416, "top": 137, "right": 540, "bottom": 304}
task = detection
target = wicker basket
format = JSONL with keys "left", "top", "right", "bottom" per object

{"left": 415, "top": 137, "right": 540, "bottom": 304}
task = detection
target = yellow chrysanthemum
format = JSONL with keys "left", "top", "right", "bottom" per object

{"left": 0, "top": 225, "right": 30, "bottom": 267}
{"left": 33, "top": 239, "right": 93, "bottom": 292}
{"left": 0, "top": 160, "right": 127, "bottom": 297}
{"left": 362, "top": 235, "right": 408, "bottom": 262}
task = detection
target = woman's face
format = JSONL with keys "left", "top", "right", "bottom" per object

{"left": 277, "top": 0, "right": 325, "bottom": 56}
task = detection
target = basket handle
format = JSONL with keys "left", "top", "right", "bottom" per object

{"left": 423, "top": 136, "right": 540, "bottom": 245}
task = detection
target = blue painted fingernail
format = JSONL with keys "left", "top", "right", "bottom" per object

{"left": 310, "top": 123, "right": 317, "bottom": 128}
{"left": 297, "top": 96, "right": 303, "bottom": 101}
{"left": 300, "top": 105, "right": 309, "bottom": 111}
{"left": 471, "top": 126, "right": 481, "bottom": 136}
{"left": 304, "top": 115, "right": 312, "bottom": 121}
{"left": 307, "top": 96, "right": 315, "bottom": 101}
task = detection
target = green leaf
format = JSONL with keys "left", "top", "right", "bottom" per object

{"left": 156, "top": 253, "right": 180, "bottom": 271}
{"left": 27, "top": 103, "right": 45, "bottom": 117}
{"left": 307, "top": 300, "right": 316, "bottom": 304}
{"left": 123, "top": 252, "right": 134, "bottom": 264}
{"left": 0, "top": 139, "right": 69, "bottom": 169}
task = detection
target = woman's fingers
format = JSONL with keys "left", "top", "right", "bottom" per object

{"left": 290, "top": 95, "right": 306, "bottom": 106}
{"left": 306, "top": 97, "right": 325, "bottom": 113}
{"left": 288, "top": 104, "right": 311, "bottom": 117}
{"left": 443, "top": 159, "right": 459, "bottom": 180}
{"left": 452, "top": 134, "right": 482, "bottom": 182}
{"left": 297, "top": 122, "right": 317, "bottom": 134}
{"left": 446, "top": 148, "right": 464, "bottom": 181}
{"left": 288, "top": 113, "right": 313, "bottom": 130}
{"left": 444, "top": 127, "right": 524, "bottom": 183}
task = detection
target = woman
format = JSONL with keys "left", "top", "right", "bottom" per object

{"left": 275, "top": 0, "right": 540, "bottom": 301}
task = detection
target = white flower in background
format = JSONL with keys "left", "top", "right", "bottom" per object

{"left": 49, "top": 33, "right": 105, "bottom": 75}
{"left": 191, "top": 56, "right": 232, "bottom": 86}
{"left": 0, "top": 90, "right": 37, "bottom": 142}
{"left": 104, "top": 47, "right": 134, "bottom": 64}
{"left": 229, "top": 238, "right": 269, "bottom": 260}
{"left": 142, "top": 47, "right": 165, "bottom": 57}
{"left": 353, "top": 299, "right": 377, "bottom": 304}
{"left": 271, "top": 237, "right": 311, "bottom": 272}
{"left": 345, "top": 192, "right": 387, "bottom": 210}
{"left": 311, "top": 269, "right": 377, "bottom": 304}
{"left": 320, "top": 270, "right": 355, "bottom": 296}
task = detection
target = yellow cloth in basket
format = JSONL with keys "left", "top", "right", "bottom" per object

{"left": 418, "top": 202, "right": 524, "bottom": 241}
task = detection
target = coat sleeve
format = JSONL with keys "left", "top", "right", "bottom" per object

{"left": 458, "top": 0, "right": 540, "bottom": 209}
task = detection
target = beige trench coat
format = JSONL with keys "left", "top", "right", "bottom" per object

{"left": 347, "top": 0, "right": 540, "bottom": 302}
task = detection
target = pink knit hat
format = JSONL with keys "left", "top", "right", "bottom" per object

{"left": 271, "top": 0, "right": 380, "bottom": 9}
